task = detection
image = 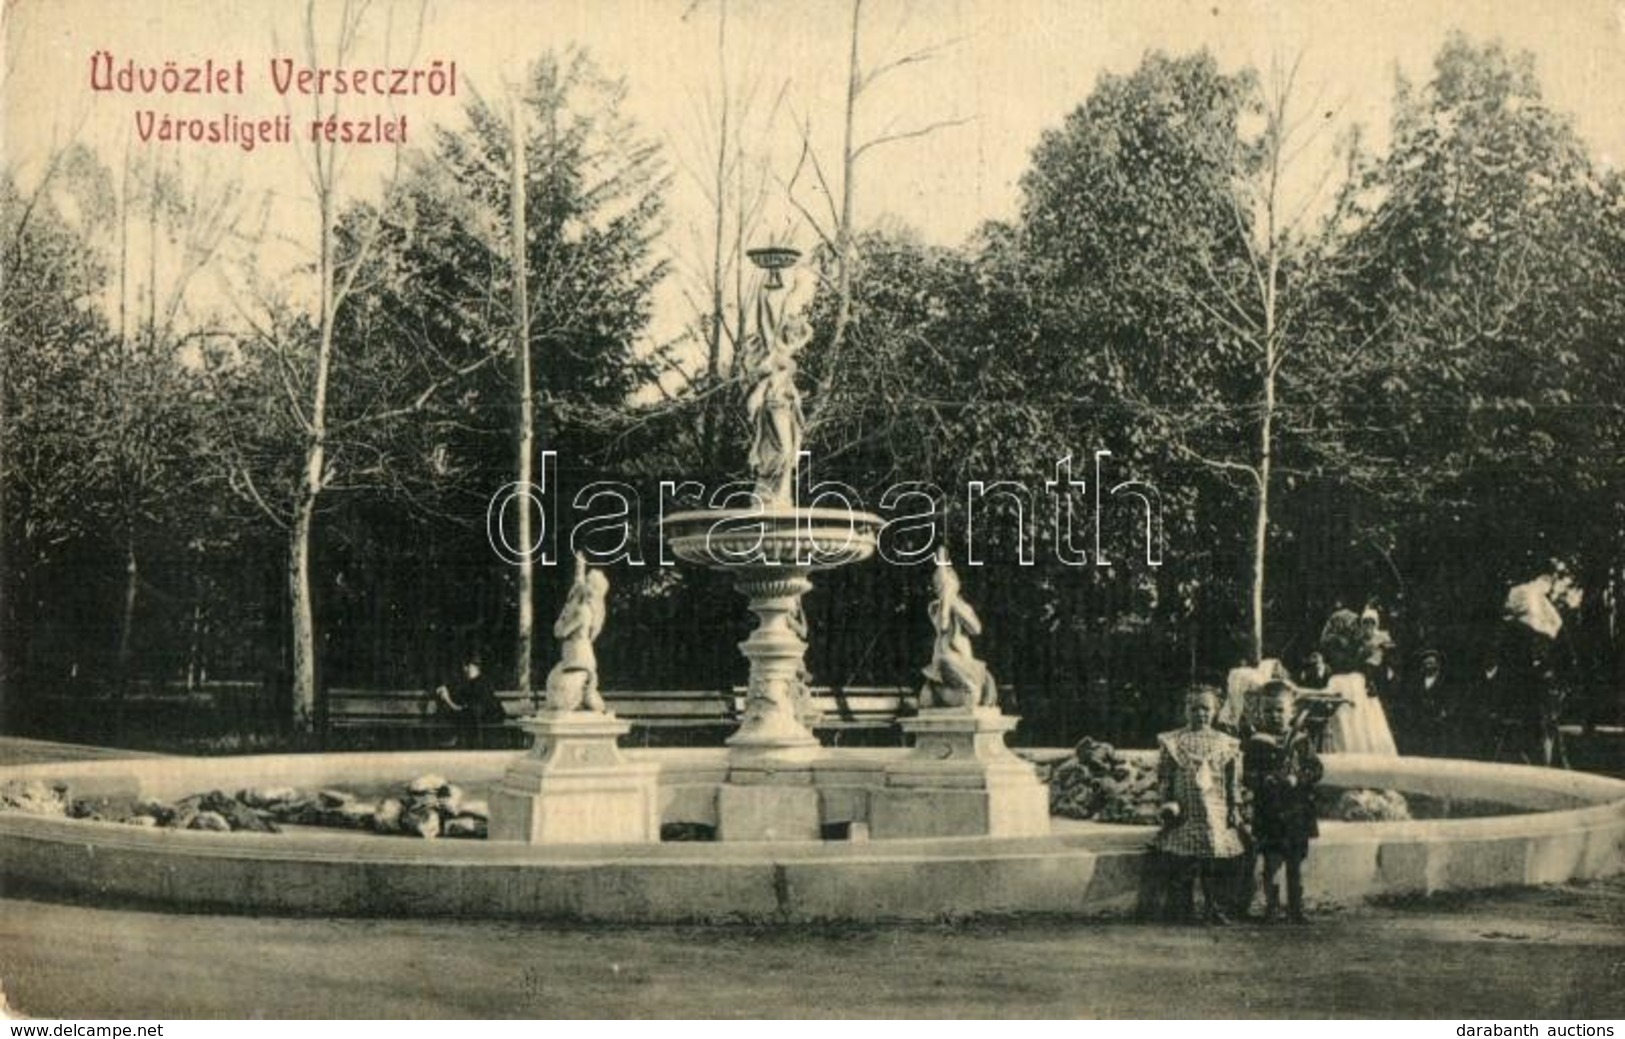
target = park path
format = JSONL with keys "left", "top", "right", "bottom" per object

{"left": 0, "top": 737, "right": 160, "bottom": 767}
{"left": 0, "top": 884, "right": 1622, "bottom": 1018}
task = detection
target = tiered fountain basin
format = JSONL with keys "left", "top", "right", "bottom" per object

{"left": 1, "top": 749, "right": 1620, "bottom": 922}
{"left": 662, "top": 505, "right": 884, "bottom": 570}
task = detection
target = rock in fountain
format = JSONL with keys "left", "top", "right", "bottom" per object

{"left": 488, "top": 554, "right": 661, "bottom": 844}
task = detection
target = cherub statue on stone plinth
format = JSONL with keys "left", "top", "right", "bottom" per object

{"left": 919, "top": 549, "right": 999, "bottom": 709}
{"left": 544, "top": 553, "right": 609, "bottom": 712}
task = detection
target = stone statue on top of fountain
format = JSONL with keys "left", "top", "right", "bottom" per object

{"left": 544, "top": 552, "right": 610, "bottom": 713}
{"left": 919, "top": 549, "right": 1000, "bottom": 710}
{"left": 744, "top": 282, "right": 809, "bottom": 506}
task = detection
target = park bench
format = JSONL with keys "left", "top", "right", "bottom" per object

{"left": 323, "top": 685, "right": 916, "bottom": 746}
{"left": 602, "top": 685, "right": 916, "bottom": 744}
{"left": 807, "top": 686, "right": 916, "bottom": 743}
{"left": 600, "top": 689, "right": 740, "bottom": 738}
{"left": 322, "top": 688, "right": 526, "bottom": 748}
{"left": 323, "top": 687, "right": 745, "bottom": 746}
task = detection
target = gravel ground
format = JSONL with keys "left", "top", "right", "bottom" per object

{"left": 3, "top": 735, "right": 1621, "bottom": 1019}
{"left": 1, "top": 878, "right": 1622, "bottom": 1019}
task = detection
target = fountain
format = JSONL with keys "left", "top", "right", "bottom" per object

{"left": 3, "top": 747, "right": 1621, "bottom": 920}
{"left": 661, "top": 246, "right": 1047, "bottom": 840}
{"left": 662, "top": 246, "right": 884, "bottom": 838}
{"left": 664, "top": 245, "right": 880, "bottom": 767}
{"left": 0, "top": 248, "right": 1619, "bottom": 920}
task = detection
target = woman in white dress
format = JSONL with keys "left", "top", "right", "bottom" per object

{"left": 1318, "top": 608, "right": 1399, "bottom": 755}
{"left": 1323, "top": 670, "right": 1399, "bottom": 754}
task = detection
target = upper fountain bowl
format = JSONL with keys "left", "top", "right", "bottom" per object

{"left": 663, "top": 506, "right": 884, "bottom": 571}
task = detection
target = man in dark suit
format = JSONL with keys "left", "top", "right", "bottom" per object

{"left": 1400, "top": 649, "right": 1454, "bottom": 756}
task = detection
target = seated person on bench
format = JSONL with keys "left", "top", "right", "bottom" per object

{"left": 436, "top": 655, "right": 506, "bottom": 747}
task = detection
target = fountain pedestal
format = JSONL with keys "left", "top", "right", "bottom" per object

{"left": 726, "top": 568, "right": 821, "bottom": 760}
{"left": 870, "top": 707, "right": 1051, "bottom": 839}
{"left": 488, "top": 711, "right": 660, "bottom": 844}
{"left": 715, "top": 567, "right": 825, "bottom": 840}
{"left": 666, "top": 507, "right": 884, "bottom": 842}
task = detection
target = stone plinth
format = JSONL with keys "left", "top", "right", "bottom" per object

{"left": 487, "top": 711, "right": 660, "bottom": 844}
{"left": 869, "top": 707, "right": 1050, "bottom": 840}
{"left": 717, "top": 762, "right": 821, "bottom": 841}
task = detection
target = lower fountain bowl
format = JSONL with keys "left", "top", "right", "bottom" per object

{"left": 1, "top": 750, "right": 1620, "bottom": 922}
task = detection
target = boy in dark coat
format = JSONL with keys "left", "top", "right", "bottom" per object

{"left": 1243, "top": 682, "right": 1325, "bottom": 923}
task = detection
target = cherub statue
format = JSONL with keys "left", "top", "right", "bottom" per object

{"left": 919, "top": 549, "right": 999, "bottom": 709}
{"left": 544, "top": 553, "right": 609, "bottom": 712}
{"left": 744, "top": 294, "right": 808, "bottom": 506}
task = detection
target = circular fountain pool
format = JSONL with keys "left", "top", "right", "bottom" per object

{"left": 1, "top": 748, "right": 1620, "bottom": 922}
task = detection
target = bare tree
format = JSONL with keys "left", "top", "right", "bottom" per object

{"left": 665, "top": 0, "right": 782, "bottom": 470}
{"left": 508, "top": 92, "right": 535, "bottom": 695}
{"left": 783, "top": 0, "right": 970, "bottom": 429}
{"left": 217, "top": 0, "right": 426, "bottom": 730}
{"left": 1117, "top": 57, "right": 1376, "bottom": 661}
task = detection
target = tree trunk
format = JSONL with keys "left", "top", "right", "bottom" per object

{"left": 116, "top": 540, "right": 138, "bottom": 683}
{"left": 702, "top": 0, "right": 729, "bottom": 470}
{"left": 832, "top": 0, "right": 861, "bottom": 360}
{"left": 118, "top": 145, "right": 130, "bottom": 347}
{"left": 1251, "top": 420, "right": 1270, "bottom": 664}
{"left": 146, "top": 157, "right": 159, "bottom": 347}
{"left": 1251, "top": 285, "right": 1279, "bottom": 665}
{"left": 511, "top": 96, "right": 535, "bottom": 696}
{"left": 733, "top": 143, "right": 748, "bottom": 370}
{"left": 289, "top": 127, "right": 338, "bottom": 732}
{"left": 187, "top": 597, "right": 204, "bottom": 691}
{"left": 289, "top": 491, "right": 318, "bottom": 730}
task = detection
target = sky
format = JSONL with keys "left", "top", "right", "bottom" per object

{"left": 5, "top": 0, "right": 1624, "bottom": 347}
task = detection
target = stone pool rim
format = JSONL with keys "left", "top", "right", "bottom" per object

{"left": 1, "top": 749, "right": 1621, "bottom": 922}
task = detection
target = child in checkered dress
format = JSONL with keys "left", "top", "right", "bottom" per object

{"left": 1154, "top": 686, "right": 1245, "bottom": 923}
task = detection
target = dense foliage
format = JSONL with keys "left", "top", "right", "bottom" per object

{"left": 3, "top": 37, "right": 1620, "bottom": 748}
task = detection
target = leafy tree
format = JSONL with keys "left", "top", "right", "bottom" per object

{"left": 68, "top": 146, "right": 246, "bottom": 684}
{"left": 341, "top": 49, "right": 672, "bottom": 686}
{"left": 1015, "top": 50, "right": 1420, "bottom": 665}
{"left": 1, "top": 162, "right": 110, "bottom": 696}
{"left": 3, "top": 145, "right": 233, "bottom": 681}
{"left": 1335, "top": 36, "right": 1625, "bottom": 691}
{"left": 789, "top": 224, "right": 1189, "bottom": 742}
{"left": 1019, "top": 52, "right": 1253, "bottom": 661}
